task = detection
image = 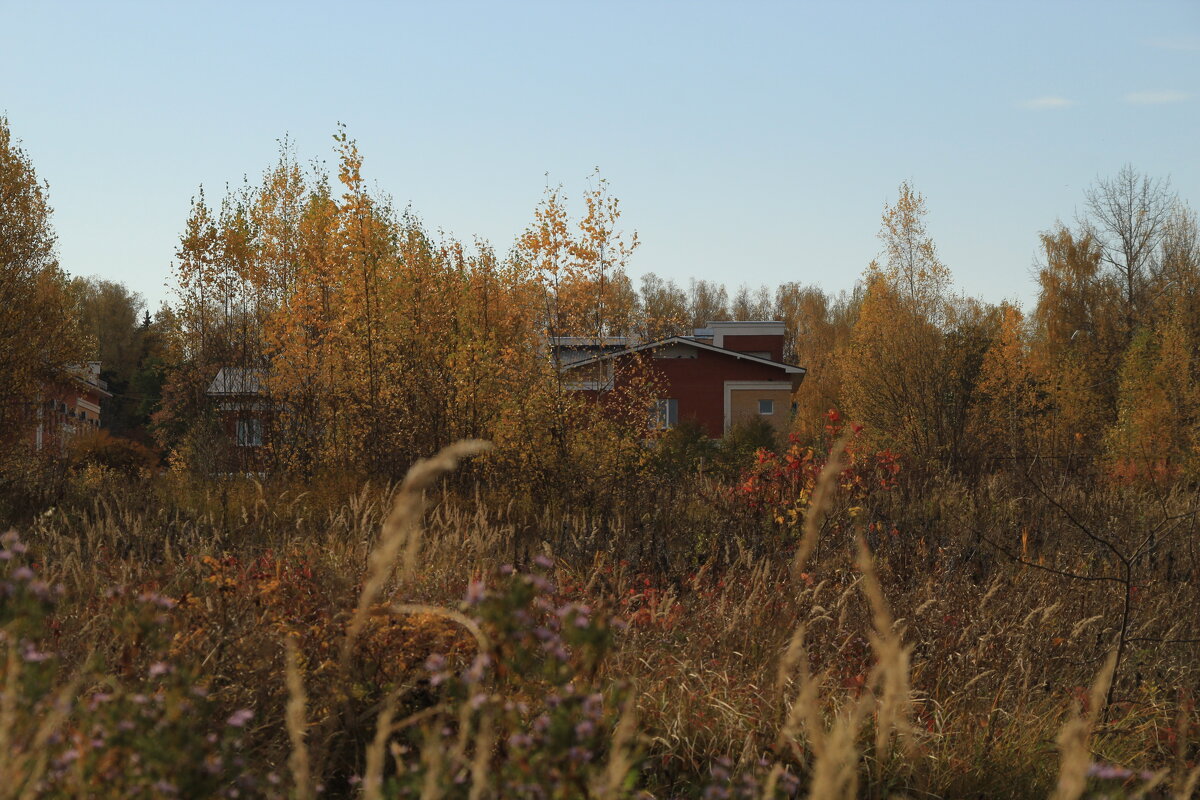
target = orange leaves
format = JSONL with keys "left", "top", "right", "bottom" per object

{"left": 734, "top": 421, "right": 900, "bottom": 532}
{"left": 516, "top": 175, "right": 639, "bottom": 341}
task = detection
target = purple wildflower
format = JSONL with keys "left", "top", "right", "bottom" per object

{"left": 22, "top": 645, "right": 51, "bottom": 663}
{"left": 226, "top": 708, "right": 254, "bottom": 727}
{"left": 463, "top": 653, "right": 491, "bottom": 684}
{"left": 507, "top": 733, "right": 534, "bottom": 749}
{"left": 1087, "top": 762, "right": 1133, "bottom": 780}
{"left": 464, "top": 580, "right": 486, "bottom": 605}
{"left": 138, "top": 592, "right": 177, "bottom": 609}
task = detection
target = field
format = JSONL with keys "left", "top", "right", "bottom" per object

{"left": 3, "top": 439, "right": 1198, "bottom": 800}
{"left": 4, "top": 106, "right": 1200, "bottom": 798}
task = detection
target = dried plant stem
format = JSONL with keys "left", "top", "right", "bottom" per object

{"left": 594, "top": 694, "right": 639, "bottom": 800}
{"left": 390, "top": 604, "right": 491, "bottom": 654}
{"left": 319, "top": 440, "right": 490, "bottom": 783}
{"left": 792, "top": 436, "right": 849, "bottom": 584}
{"left": 363, "top": 692, "right": 398, "bottom": 800}
{"left": 467, "top": 707, "right": 495, "bottom": 800}
{"left": 285, "top": 636, "right": 313, "bottom": 800}
{"left": 856, "top": 535, "right": 914, "bottom": 764}
{"left": 340, "top": 440, "right": 492, "bottom": 671}
{"left": 1051, "top": 648, "right": 1118, "bottom": 800}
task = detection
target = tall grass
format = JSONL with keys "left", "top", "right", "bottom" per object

{"left": 1, "top": 444, "right": 1198, "bottom": 797}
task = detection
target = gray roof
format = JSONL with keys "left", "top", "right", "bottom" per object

{"left": 207, "top": 367, "right": 265, "bottom": 396}
{"left": 559, "top": 336, "right": 806, "bottom": 375}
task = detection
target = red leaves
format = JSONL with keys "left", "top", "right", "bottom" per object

{"left": 734, "top": 411, "right": 901, "bottom": 526}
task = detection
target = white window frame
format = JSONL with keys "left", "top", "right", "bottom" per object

{"left": 564, "top": 361, "right": 614, "bottom": 391}
{"left": 758, "top": 399, "right": 775, "bottom": 415}
{"left": 650, "top": 398, "right": 679, "bottom": 430}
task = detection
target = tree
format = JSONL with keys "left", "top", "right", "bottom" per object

{"left": 1105, "top": 318, "right": 1200, "bottom": 480}
{"left": 1082, "top": 165, "right": 1178, "bottom": 336}
{"left": 75, "top": 278, "right": 144, "bottom": 379}
{"left": 74, "top": 278, "right": 154, "bottom": 438}
{"left": 0, "top": 116, "right": 87, "bottom": 442}
{"left": 687, "top": 279, "right": 728, "bottom": 328}
{"left": 969, "top": 304, "right": 1044, "bottom": 461}
{"left": 841, "top": 182, "right": 973, "bottom": 466}
{"left": 1030, "top": 225, "right": 1122, "bottom": 464}
{"left": 1157, "top": 205, "right": 1200, "bottom": 338}
{"left": 773, "top": 283, "right": 858, "bottom": 441}
{"left": 876, "top": 181, "right": 952, "bottom": 323}
{"left": 730, "top": 284, "right": 773, "bottom": 320}
{"left": 636, "top": 272, "right": 689, "bottom": 340}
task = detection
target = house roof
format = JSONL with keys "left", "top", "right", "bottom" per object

{"left": 207, "top": 367, "right": 266, "bottom": 396}
{"left": 66, "top": 363, "right": 113, "bottom": 398}
{"left": 558, "top": 336, "right": 806, "bottom": 375}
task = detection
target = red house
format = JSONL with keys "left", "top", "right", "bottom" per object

{"left": 206, "top": 367, "right": 268, "bottom": 471}
{"left": 554, "top": 321, "right": 806, "bottom": 438}
{"left": 31, "top": 362, "right": 112, "bottom": 451}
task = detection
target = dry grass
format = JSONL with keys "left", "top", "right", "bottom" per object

{"left": 2, "top": 445, "right": 1199, "bottom": 797}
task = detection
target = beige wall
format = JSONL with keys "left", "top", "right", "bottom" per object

{"left": 729, "top": 387, "right": 793, "bottom": 435}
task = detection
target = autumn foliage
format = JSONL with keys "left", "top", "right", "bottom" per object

{"left": 6, "top": 114, "right": 1200, "bottom": 797}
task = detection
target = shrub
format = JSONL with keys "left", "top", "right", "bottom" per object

{"left": 68, "top": 429, "right": 159, "bottom": 474}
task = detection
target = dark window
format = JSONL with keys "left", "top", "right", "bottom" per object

{"left": 236, "top": 418, "right": 264, "bottom": 447}
{"left": 651, "top": 399, "right": 679, "bottom": 429}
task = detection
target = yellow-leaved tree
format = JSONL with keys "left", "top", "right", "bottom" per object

{"left": 1104, "top": 316, "right": 1200, "bottom": 481}
{"left": 161, "top": 134, "right": 657, "bottom": 497}
{"left": 1029, "top": 224, "right": 1122, "bottom": 468}
{"left": 0, "top": 116, "right": 88, "bottom": 444}
{"left": 841, "top": 182, "right": 984, "bottom": 467}
{"left": 969, "top": 303, "right": 1045, "bottom": 462}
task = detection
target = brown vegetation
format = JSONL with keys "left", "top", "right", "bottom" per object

{"left": 3, "top": 115, "right": 1200, "bottom": 797}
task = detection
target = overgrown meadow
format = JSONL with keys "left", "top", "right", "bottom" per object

{"left": 5, "top": 116, "right": 1200, "bottom": 797}
{"left": 3, "top": 419, "right": 1200, "bottom": 799}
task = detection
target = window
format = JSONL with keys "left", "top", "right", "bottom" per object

{"left": 758, "top": 399, "right": 774, "bottom": 415}
{"left": 236, "top": 418, "right": 264, "bottom": 447}
{"left": 650, "top": 399, "right": 679, "bottom": 429}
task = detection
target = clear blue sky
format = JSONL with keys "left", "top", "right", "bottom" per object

{"left": 3, "top": 1, "right": 1197, "bottom": 311}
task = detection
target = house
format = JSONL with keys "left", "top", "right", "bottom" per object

{"left": 206, "top": 367, "right": 269, "bottom": 468}
{"left": 32, "top": 362, "right": 112, "bottom": 451}
{"left": 554, "top": 321, "right": 806, "bottom": 438}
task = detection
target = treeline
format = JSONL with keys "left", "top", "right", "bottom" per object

{"left": 4, "top": 115, "right": 1199, "bottom": 493}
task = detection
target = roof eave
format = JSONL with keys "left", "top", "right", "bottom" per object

{"left": 560, "top": 336, "right": 806, "bottom": 374}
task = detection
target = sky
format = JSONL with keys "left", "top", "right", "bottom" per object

{"left": 2, "top": 0, "right": 1198, "bottom": 312}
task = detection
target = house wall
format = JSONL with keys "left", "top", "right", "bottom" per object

{"left": 719, "top": 334, "right": 784, "bottom": 362}
{"left": 30, "top": 380, "right": 105, "bottom": 451}
{"left": 607, "top": 347, "right": 801, "bottom": 437}
{"left": 213, "top": 400, "right": 270, "bottom": 472}
{"left": 728, "top": 385, "right": 794, "bottom": 435}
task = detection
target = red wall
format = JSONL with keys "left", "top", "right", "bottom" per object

{"left": 719, "top": 334, "right": 784, "bottom": 362}
{"left": 609, "top": 348, "right": 797, "bottom": 437}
